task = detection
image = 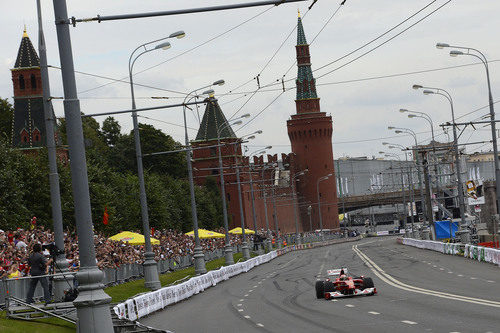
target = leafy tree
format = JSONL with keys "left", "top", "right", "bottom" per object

{"left": 0, "top": 98, "right": 13, "bottom": 143}
{"left": 101, "top": 116, "right": 122, "bottom": 146}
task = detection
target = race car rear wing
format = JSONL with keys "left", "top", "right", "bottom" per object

{"left": 326, "top": 268, "right": 348, "bottom": 276}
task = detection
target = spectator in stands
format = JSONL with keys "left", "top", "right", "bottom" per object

{"left": 26, "top": 243, "right": 52, "bottom": 305}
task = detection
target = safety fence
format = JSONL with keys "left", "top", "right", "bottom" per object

{"left": 114, "top": 235, "right": 362, "bottom": 321}
{"left": 400, "top": 238, "right": 500, "bottom": 267}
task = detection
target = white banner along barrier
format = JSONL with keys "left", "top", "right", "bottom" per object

{"left": 401, "top": 238, "right": 500, "bottom": 267}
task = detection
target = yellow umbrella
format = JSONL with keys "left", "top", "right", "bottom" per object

{"left": 109, "top": 231, "right": 160, "bottom": 245}
{"left": 339, "top": 214, "right": 345, "bottom": 221}
{"left": 228, "top": 227, "right": 255, "bottom": 235}
{"left": 186, "top": 229, "right": 225, "bottom": 239}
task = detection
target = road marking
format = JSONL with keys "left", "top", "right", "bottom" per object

{"left": 353, "top": 244, "right": 500, "bottom": 308}
{"left": 345, "top": 304, "right": 355, "bottom": 308}
{"left": 470, "top": 277, "right": 477, "bottom": 280}
{"left": 249, "top": 290, "right": 253, "bottom": 293}
{"left": 257, "top": 323, "right": 264, "bottom": 327}
{"left": 238, "top": 309, "right": 243, "bottom": 312}
{"left": 448, "top": 271, "right": 453, "bottom": 274}
{"left": 253, "top": 285, "right": 258, "bottom": 288}
{"left": 368, "top": 311, "right": 380, "bottom": 315}
{"left": 244, "top": 294, "right": 249, "bottom": 297}
{"left": 317, "top": 250, "right": 330, "bottom": 277}
{"left": 244, "top": 315, "right": 251, "bottom": 319}
{"left": 449, "top": 331, "right": 461, "bottom": 333}
{"left": 258, "top": 282, "right": 262, "bottom": 284}
{"left": 439, "top": 268, "right": 444, "bottom": 270}
{"left": 433, "top": 265, "right": 437, "bottom": 267}
{"left": 240, "top": 299, "right": 244, "bottom": 302}
{"left": 458, "top": 274, "right": 464, "bottom": 277}
{"left": 487, "top": 280, "right": 495, "bottom": 283}
{"left": 237, "top": 304, "right": 242, "bottom": 307}
{"left": 401, "top": 320, "right": 417, "bottom": 325}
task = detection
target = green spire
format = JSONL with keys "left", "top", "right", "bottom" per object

{"left": 297, "top": 16, "right": 308, "bottom": 46}
{"left": 195, "top": 98, "right": 236, "bottom": 141}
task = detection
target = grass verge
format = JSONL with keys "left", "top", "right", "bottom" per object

{"left": 0, "top": 311, "right": 75, "bottom": 333}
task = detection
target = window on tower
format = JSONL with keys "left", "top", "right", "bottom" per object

{"left": 32, "top": 129, "right": 41, "bottom": 143}
{"left": 31, "top": 74, "right": 37, "bottom": 90}
{"left": 19, "top": 75, "right": 25, "bottom": 90}
{"left": 20, "top": 129, "right": 29, "bottom": 143}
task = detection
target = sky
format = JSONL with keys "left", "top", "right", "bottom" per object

{"left": 1, "top": 0, "right": 499, "bottom": 160}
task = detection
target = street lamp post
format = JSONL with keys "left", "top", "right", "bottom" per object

{"left": 129, "top": 32, "right": 184, "bottom": 290}
{"left": 182, "top": 81, "right": 224, "bottom": 275}
{"left": 292, "top": 169, "right": 308, "bottom": 245}
{"left": 437, "top": 43, "right": 499, "bottom": 238}
{"left": 216, "top": 115, "right": 250, "bottom": 265}
{"left": 247, "top": 147, "right": 271, "bottom": 245}
{"left": 316, "top": 173, "right": 332, "bottom": 240}
{"left": 271, "top": 167, "right": 282, "bottom": 248}
{"left": 37, "top": 0, "right": 71, "bottom": 301}
{"left": 401, "top": 108, "right": 441, "bottom": 198}
{"left": 51, "top": 1, "right": 113, "bottom": 330}
{"left": 261, "top": 164, "right": 275, "bottom": 251}
{"left": 381, "top": 152, "right": 407, "bottom": 228}
{"left": 389, "top": 126, "right": 430, "bottom": 230}
{"left": 235, "top": 165, "right": 251, "bottom": 260}
{"left": 413, "top": 84, "right": 469, "bottom": 243}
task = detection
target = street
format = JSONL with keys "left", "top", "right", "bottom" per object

{"left": 141, "top": 237, "right": 499, "bottom": 332}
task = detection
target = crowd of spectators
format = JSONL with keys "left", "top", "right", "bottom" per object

{"left": 0, "top": 226, "right": 245, "bottom": 278}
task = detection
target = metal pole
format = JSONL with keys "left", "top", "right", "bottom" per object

{"left": 249, "top": 166, "right": 258, "bottom": 234}
{"left": 51, "top": 1, "right": 113, "bottom": 331}
{"left": 261, "top": 166, "right": 271, "bottom": 251}
{"left": 400, "top": 160, "right": 407, "bottom": 229}
{"left": 407, "top": 153, "right": 415, "bottom": 230}
{"left": 129, "top": 50, "right": 160, "bottom": 291}
{"left": 412, "top": 138, "right": 427, "bottom": 226}
{"left": 271, "top": 179, "right": 281, "bottom": 248}
{"left": 216, "top": 135, "right": 234, "bottom": 265}
{"left": 37, "top": 0, "right": 71, "bottom": 302}
{"left": 236, "top": 166, "right": 251, "bottom": 260}
{"left": 292, "top": 175, "right": 301, "bottom": 245}
{"left": 182, "top": 102, "right": 206, "bottom": 274}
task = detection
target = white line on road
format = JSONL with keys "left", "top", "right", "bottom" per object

{"left": 368, "top": 311, "right": 380, "bottom": 315}
{"left": 248, "top": 290, "right": 253, "bottom": 293}
{"left": 257, "top": 323, "right": 264, "bottom": 327}
{"left": 487, "top": 280, "right": 495, "bottom": 283}
{"left": 244, "top": 315, "right": 251, "bottom": 319}
{"left": 237, "top": 304, "right": 242, "bottom": 307}
{"left": 345, "top": 304, "right": 355, "bottom": 308}
{"left": 244, "top": 294, "right": 249, "bottom": 297}
{"left": 448, "top": 272, "right": 453, "bottom": 274}
{"left": 439, "top": 268, "right": 444, "bottom": 270}
{"left": 240, "top": 299, "right": 244, "bottom": 302}
{"left": 458, "top": 274, "right": 464, "bottom": 277}
{"left": 401, "top": 320, "right": 417, "bottom": 325}
{"left": 238, "top": 309, "right": 243, "bottom": 312}
{"left": 470, "top": 277, "right": 477, "bottom": 280}
{"left": 253, "top": 285, "right": 258, "bottom": 288}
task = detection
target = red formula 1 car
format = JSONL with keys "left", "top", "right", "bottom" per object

{"left": 315, "top": 268, "right": 376, "bottom": 299}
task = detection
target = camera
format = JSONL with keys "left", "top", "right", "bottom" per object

{"left": 42, "top": 242, "right": 64, "bottom": 257}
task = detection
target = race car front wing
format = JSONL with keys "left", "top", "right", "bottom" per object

{"left": 324, "top": 287, "right": 377, "bottom": 299}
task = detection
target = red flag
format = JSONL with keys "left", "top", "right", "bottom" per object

{"left": 102, "top": 207, "right": 109, "bottom": 225}
{"left": 151, "top": 227, "right": 155, "bottom": 236}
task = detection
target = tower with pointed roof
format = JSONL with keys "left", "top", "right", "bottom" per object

{"left": 11, "top": 28, "right": 46, "bottom": 148}
{"left": 287, "top": 15, "right": 339, "bottom": 231}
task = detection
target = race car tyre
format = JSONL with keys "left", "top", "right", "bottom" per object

{"left": 362, "top": 277, "right": 374, "bottom": 289}
{"left": 315, "top": 281, "right": 325, "bottom": 299}
{"left": 324, "top": 281, "right": 336, "bottom": 292}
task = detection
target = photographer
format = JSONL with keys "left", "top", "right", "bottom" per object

{"left": 26, "top": 243, "right": 52, "bottom": 305}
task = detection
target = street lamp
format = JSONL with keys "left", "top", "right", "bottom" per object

{"left": 129, "top": 32, "right": 185, "bottom": 290}
{"left": 390, "top": 126, "right": 429, "bottom": 228}
{"left": 261, "top": 163, "right": 276, "bottom": 251}
{"left": 437, "top": 43, "right": 500, "bottom": 229}
{"left": 292, "top": 169, "right": 308, "bottom": 245}
{"left": 235, "top": 132, "right": 261, "bottom": 260}
{"left": 400, "top": 108, "right": 441, "bottom": 206}
{"left": 317, "top": 173, "right": 333, "bottom": 239}
{"left": 247, "top": 146, "right": 272, "bottom": 242}
{"left": 413, "top": 84, "right": 468, "bottom": 241}
{"left": 216, "top": 114, "right": 249, "bottom": 265}
{"left": 182, "top": 81, "right": 223, "bottom": 275}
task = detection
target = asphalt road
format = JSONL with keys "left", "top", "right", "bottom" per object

{"left": 140, "top": 237, "right": 500, "bottom": 333}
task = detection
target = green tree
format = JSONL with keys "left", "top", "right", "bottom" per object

{"left": 101, "top": 116, "right": 122, "bottom": 147}
{"left": 0, "top": 98, "right": 13, "bottom": 143}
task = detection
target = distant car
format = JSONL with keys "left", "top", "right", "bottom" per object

{"left": 315, "top": 268, "right": 376, "bottom": 299}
